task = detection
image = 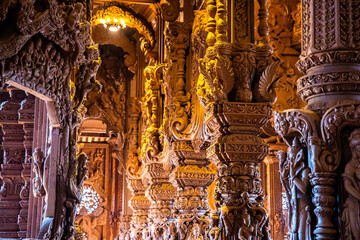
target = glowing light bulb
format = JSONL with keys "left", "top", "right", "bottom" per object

{"left": 114, "top": 18, "right": 118, "bottom": 23}
{"left": 106, "top": 18, "right": 110, "bottom": 22}
{"left": 109, "top": 26, "right": 118, "bottom": 32}
{"left": 120, "top": 19, "right": 126, "bottom": 28}
{"left": 99, "top": 19, "right": 106, "bottom": 24}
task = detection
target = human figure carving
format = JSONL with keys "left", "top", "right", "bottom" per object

{"left": 187, "top": 223, "right": 203, "bottom": 240}
{"left": 341, "top": 128, "right": 360, "bottom": 240}
{"left": 208, "top": 212, "right": 220, "bottom": 240}
{"left": 238, "top": 208, "right": 254, "bottom": 240}
{"left": 32, "top": 148, "right": 46, "bottom": 197}
{"left": 277, "top": 137, "right": 311, "bottom": 240}
{"left": 168, "top": 222, "right": 177, "bottom": 240}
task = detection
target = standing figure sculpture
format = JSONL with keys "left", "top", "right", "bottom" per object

{"left": 277, "top": 137, "right": 311, "bottom": 240}
{"left": 341, "top": 128, "right": 360, "bottom": 240}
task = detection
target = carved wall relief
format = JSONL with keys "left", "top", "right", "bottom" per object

{"left": 85, "top": 45, "right": 133, "bottom": 174}
{"left": 264, "top": 0, "right": 305, "bottom": 112}
{"left": 76, "top": 145, "right": 111, "bottom": 240}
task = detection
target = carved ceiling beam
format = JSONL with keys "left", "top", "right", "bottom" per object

{"left": 92, "top": 3, "right": 156, "bottom": 56}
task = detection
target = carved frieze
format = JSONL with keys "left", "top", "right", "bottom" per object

{"left": 76, "top": 146, "right": 111, "bottom": 240}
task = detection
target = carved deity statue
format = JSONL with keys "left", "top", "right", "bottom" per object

{"left": 277, "top": 137, "right": 311, "bottom": 240}
{"left": 341, "top": 128, "right": 360, "bottom": 240}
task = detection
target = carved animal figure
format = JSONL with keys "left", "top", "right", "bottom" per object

{"left": 253, "top": 61, "right": 282, "bottom": 103}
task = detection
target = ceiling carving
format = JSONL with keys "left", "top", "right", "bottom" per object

{"left": 92, "top": 2, "right": 156, "bottom": 55}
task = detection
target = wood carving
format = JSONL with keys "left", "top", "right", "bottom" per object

{"left": 342, "top": 128, "right": 360, "bottom": 240}
{"left": 160, "top": 0, "right": 180, "bottom": 22}
{"left": 85, "top": 45, "right": 133, "bottom": 173}
{"left": 253, "top": 61, "right": 282, "bottom": 103}
{"left": 32, "top": 148, "right": 47, "bottom": 198}
{"left": 92, "top": 3, "right": 156, "bottom": 56}
{"left": 76, "top": 147, "right": 110, "bottom": 240}
{"left": 277, "top": 138, "right": 312, "bottom": 240}
{"left": 0, "top": 0, "right": 99, "bottom": 239}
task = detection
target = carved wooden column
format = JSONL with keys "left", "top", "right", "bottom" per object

{"left": 263, "top": 143, "right": 288, "bottom": 240}
{"left": 145, "top": 162, "right": 175, "bottom": 239}
{"left": 17, "top": 93, "right": 35, "bottom": 238}
{"left": 128, "top": 178, "right": 150, "bottom": 240}
{"left": 163, "top": 17, "right": 217, "bottom": 239}
{"left": 273, "top": 1, "right": 360, "bottom": 239}
{"left": 204, "top": 103, "right": 272, "bottom": 239}
{"left": 197, "top": 0, "right": 276, "bottom": 238}
{"left": 169, "top": 142, "right": 215, "bottom": 240}
{"left": 140, "top": 64, "right": 176, "bottom": 239}
{"left": 0, "top": 89, "right": 26, "bottom": 238}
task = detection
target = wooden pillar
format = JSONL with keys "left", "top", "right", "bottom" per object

{"left": 17, "top": 93, "right": 35, "bottom": 238}
{"left": 0, "top": 88, "right": 26, "bottom": 238}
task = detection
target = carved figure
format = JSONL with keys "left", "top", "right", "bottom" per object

{"left": 238, "top": 208, "right": 254, "bottom": 240}
{"left": 169, "top": 222, "right": 177, "bottom": 240}
{"left": 65, "top": 3, "right": 84, "bottom": 31}
{"left": 32, "top": 148, "right": 46, "bottom": 197}
{"left": 198, "top": 48, "right": 234, "bottom": 104}
{"left": 341, "top": 128, "right": 360, "bottom": 240}
{"left": 187, "top": 223, "right": 203, "bottom": 240}
{"left": 73, "top": 57, "right": 101, "bottom": 112}
{"left": 142, "top": 227, "right": 151, "bottom": 240}
{"left": 208, "top": 213, "right": 220, "bottom": 240}
{"left": 278, "top": 137, "right": 311, "bottom": 240}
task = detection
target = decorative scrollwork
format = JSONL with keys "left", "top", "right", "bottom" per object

{"left": 160, "top": 0, "right": 180, "bottom": 22}
{"left": 92, "top": 3, "right": 155, "bottom": 55}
